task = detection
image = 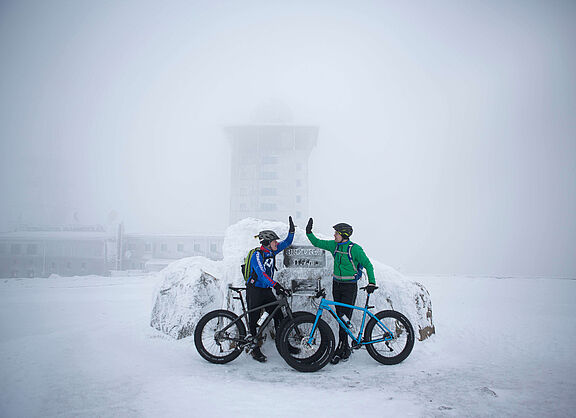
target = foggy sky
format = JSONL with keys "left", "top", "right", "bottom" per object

{"left": 1, "top": 0, "right": 575, "bottom": 277}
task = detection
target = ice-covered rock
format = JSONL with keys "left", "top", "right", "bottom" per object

{"left": 150, "top": 218, "right": 435, "bottom": 341}
{"left": 150, "top": 257, "right": 226, "bottom": 339}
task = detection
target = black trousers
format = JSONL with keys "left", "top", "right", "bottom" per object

{"left": 332, "top": 280, "right": 358, "bottom": 343}
{"left": 246, "top": 285, "right": 284, "bottom": 336}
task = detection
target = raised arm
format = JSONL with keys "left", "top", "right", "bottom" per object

{"left": 304, "top": 218, "right": 334, "bottom": 252}
{"left": 275, "top": 231, "right": 294, "bottom": 253}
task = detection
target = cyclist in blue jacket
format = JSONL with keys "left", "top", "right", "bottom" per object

{"left": 246, "top": 216, "right": 295, "bottom": 362}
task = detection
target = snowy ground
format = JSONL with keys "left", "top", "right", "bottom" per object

{"left": 0, "top": 274, "right": 575, "bottom": 417}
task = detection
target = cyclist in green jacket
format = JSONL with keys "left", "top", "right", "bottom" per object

{"left": 305, "top": 218, "right": 376, "bottom": 364}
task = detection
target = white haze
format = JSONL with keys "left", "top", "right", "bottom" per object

{"left": 0, "top": 0, "right": 575, "bottom": 277}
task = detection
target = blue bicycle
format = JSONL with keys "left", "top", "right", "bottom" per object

{"left": 278, "top": 286, "right": 415, "bottom": 372}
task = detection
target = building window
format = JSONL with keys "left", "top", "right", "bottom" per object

{"left": 296, "top": 195, "right": 301, "bottom": 203}
{"left": 11, "top": 244, "right": 21, "bottom": 255}
{"left": 66, "top": 262, "right": 72, "bottom": 269}
{"left": 145, "top": 243, "right": 152, "bottom": 252}
{"left": 27, "top": 244, "right": 38, "bottom": 255}
{"left": 210, "top": 243, "right": 217, "bottom": 253}
{"left": 194, "top": 244, "right": 201, "bottom": 252}
{"left": 261, "top": 188, "right": 277, "bottom": 196}
{"left": 260, "top": 203, "right": 277, "bottom": 211}
{"left": 161, "top": 243, "right": 167, "bottom": 252}
{"left": 239, "top": 166, "right": 256, "bottom": 179}
{"left": 177, "top": 244, "right": 184, "bottom": 252}
{"left": 261, "top": 171, "right": 278, "bottom": 180}
{"left": 262, "top": 156, "right": 278, "bottom": 164}
{"left": 296, "top": 211, "right": 302, "bottom": 218}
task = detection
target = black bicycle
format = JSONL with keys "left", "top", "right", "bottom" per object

{"left": 194, "top": 285, "right": 316, "bottom": 364}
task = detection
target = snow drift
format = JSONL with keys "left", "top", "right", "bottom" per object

{"left": 151, "top": 218, "right": 435, "bottom": 341}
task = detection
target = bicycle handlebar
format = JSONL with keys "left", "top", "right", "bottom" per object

{"left": 314, "top": 286, "right": 377, "bottom": 299}
{"left": 276, "top": 288, "right": 292, "bottom": 298}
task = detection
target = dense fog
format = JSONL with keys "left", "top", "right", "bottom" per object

{"left": 0, "top": 0, "right": 575, "bottom": 277}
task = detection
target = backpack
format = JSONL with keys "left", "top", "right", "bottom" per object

{"left": 241, "top": 247, "right": 277, "bottom": 284}
{"left": 333, "top": 242, "right": 364, "bottom": 280}
{"left": 241, "top": 248, "right": 261, "bottom": 283}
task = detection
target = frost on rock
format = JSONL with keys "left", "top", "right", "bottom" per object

{"left": 150, "top": 218, "right": 435, "bottom": 341}
{"left": 150, "top": 257, "right": 226, "bottom": 339}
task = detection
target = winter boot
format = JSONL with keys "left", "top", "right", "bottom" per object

{"left": 251, "top": 347, "right": 267, "bottom": 363}
{"left": 330, "top": 340, "right": 345, "bottom": 364}
{"left": 339, "top": 341, "right": 351, "bottom": 361}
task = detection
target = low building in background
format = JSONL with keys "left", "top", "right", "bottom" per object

{"left": 0, "top": 225, "right": 223, "bottom": 278}
{"left": 122, "top": 233, "right": 223, "bottom": 272}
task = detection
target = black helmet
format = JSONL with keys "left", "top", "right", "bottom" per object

{"left": 333, "top": 223, "right": 353, "bottom": 238}
{"left": 257, "top": 230, "right": 280, "bottom": 245}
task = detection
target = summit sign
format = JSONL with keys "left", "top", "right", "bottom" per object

{"left": 283, "top": 245, "right": 326, "bottom": 268}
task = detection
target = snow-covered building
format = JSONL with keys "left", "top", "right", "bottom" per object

{"left": 0, "top": 225, "right": 113, "bottom": 278}
{"left": 225, "top": 101, "right": 318, "bottom": 226}
{"left": 122, "top": 233, "right": 223, "bottom": 272}
{"left": 0, "top": 225, "right": 223, "bottom": 278}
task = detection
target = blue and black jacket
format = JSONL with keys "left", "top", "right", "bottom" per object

{"left": 249, "top": 232, "right": 294, "bottom": 288}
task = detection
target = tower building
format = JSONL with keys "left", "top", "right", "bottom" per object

{"left": 226, "top": 102, "right": 318, "bottom": 225}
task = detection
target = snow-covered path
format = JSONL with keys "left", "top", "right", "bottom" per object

{"left": 0, "top": 275, "right": 574, "bottom": 417}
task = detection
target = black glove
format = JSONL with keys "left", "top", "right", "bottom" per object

{"left": 306, "top": 218, "right": 313, "bottom": 234}
{"left": 366, "top": 284, "right": 377, "bottom": 294}
{"left": 274, "top": 282, "right": 287, "bottom": 295}
{"left": 288, "top": 216, "right": 295, "bottom": 233}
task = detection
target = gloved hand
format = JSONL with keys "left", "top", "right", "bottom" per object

{"left": 288, "top": 216, "right": 295, "bottom": 233}
{"left": 306, "top": 218, "right": 313, "bottom": 234}
{"left": 274, "top": 282, "right": 287, "bottom": 295}
{"left": 366, "top": 283, "right": 377, "bottom": 294}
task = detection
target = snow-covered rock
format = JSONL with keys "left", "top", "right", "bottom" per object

{"left": 150, "top": 218, "right": 435, "bottom": 341}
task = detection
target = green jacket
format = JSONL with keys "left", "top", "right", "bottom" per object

{"left": 306, "top": 232, "right": 375, "bottom": 284}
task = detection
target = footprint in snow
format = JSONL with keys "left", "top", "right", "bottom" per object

{"left": 479, "top": 386, "right": 498, "bottom": 397}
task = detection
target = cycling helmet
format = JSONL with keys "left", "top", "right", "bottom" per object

{"left": 257, "top": 230, "right": 280, "bottom": 245}
{"left": 333, "top": 223, "right": 353, "bottom": 238}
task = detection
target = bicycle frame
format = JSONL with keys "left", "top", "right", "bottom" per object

{"left": 308, "top": 295, "right": 394, "bottom": 347}
{"left": 221, "top": 287, "right": 293, "bottom": 345}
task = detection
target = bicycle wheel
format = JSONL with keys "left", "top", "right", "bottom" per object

{"left": 274, "top": 311, "right": 315, "bottom": 357}
{"left": 364, "top": 310, "right": 414, "bottom": 365}
{"left": 278, "top": 315, "right": 335, "bottom": 372}
{"left": 194, "top": 309, "right": 247, "bottom": 364}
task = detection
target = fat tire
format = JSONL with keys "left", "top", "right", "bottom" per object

{"left": 364, "top": 310, "right": 414, "bottom": 365}
{"left": 274, "top": 311, "right": 315, "bottom": 357}
{"left": 194, "top": 309, "right": 247, "bottom": 364}
{"left": 278, "top": 315, "right": 335, "bottom": 372}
